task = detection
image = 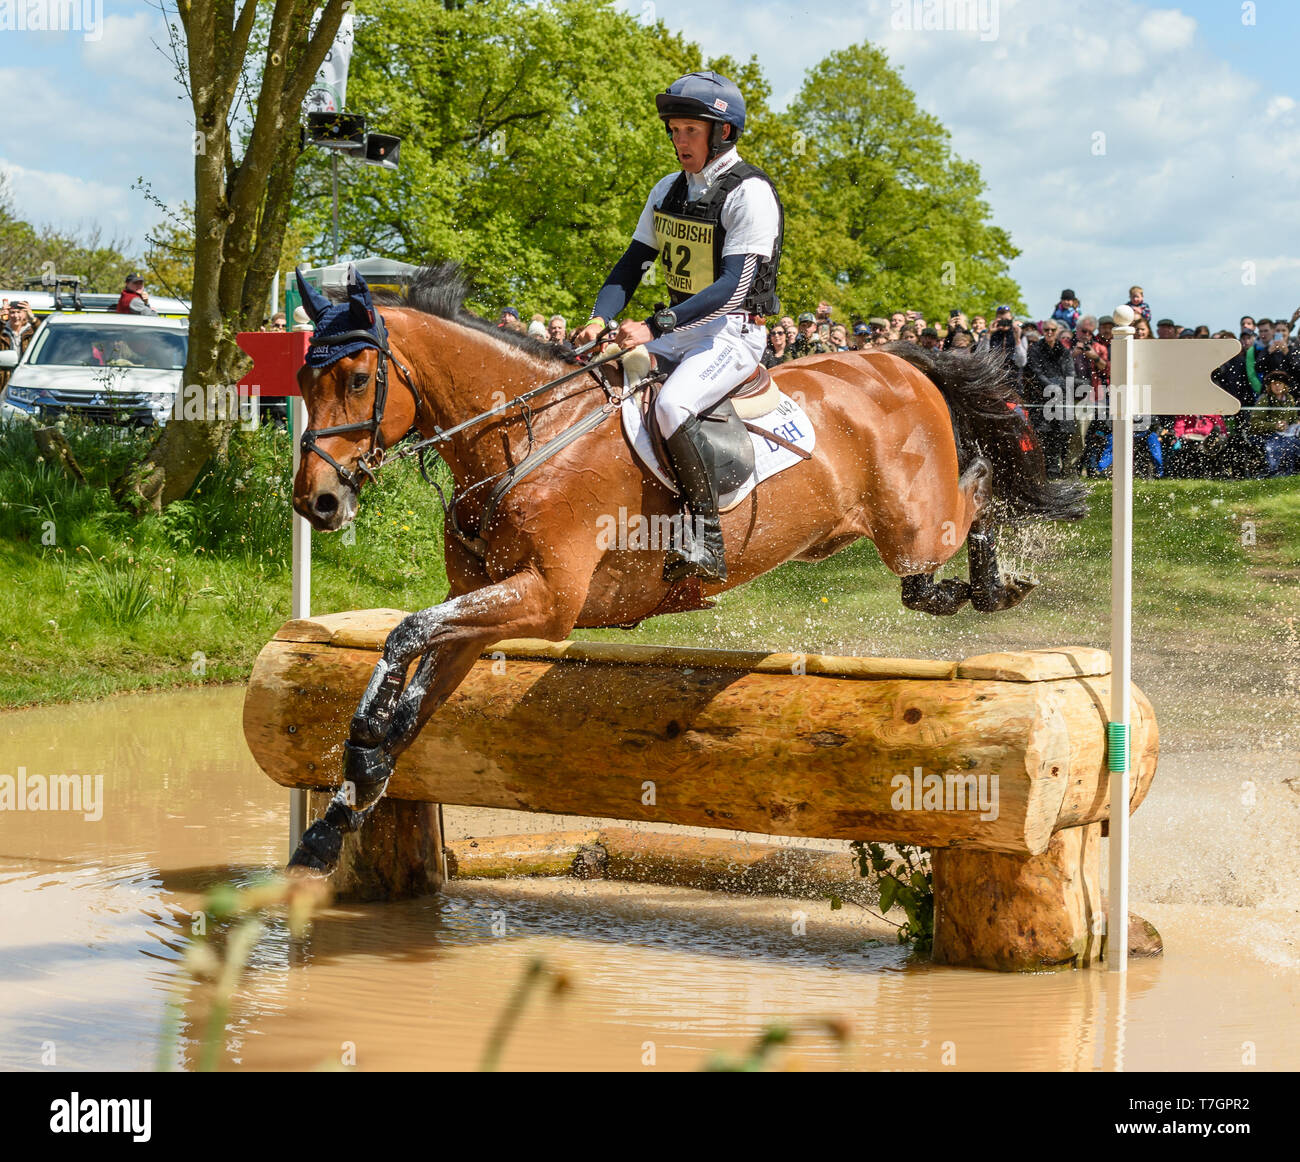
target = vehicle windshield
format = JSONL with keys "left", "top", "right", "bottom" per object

{"left": 29, "top": 324, "right": 187, "bottom": 371}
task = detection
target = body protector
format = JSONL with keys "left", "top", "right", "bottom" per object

{"left": 652, "top": 162, "right": 784, "bottom": 317}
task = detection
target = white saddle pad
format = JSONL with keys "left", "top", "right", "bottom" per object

{"left": 621, "top": 390, "right": 817, "bottom": 512}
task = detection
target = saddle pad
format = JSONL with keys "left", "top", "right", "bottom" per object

{"left": 621, "top": 390, "right": 816, "bottom": 512}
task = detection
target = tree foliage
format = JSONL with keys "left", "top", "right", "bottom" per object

{"left": 771, "top": 43, "right": 1022, "bottom": 320}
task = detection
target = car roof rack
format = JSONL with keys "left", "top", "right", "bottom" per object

{"left": 23, "top": 274, "right": 85, "bottom": 312}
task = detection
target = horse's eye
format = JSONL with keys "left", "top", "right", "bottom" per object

{"left": 349, "top": 371, "right": 370, "bottom": 393}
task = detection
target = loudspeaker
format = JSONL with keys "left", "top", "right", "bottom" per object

{"left": 362, "top": 133, "right": 401, "bottom": 170}
{"left": 306, "top": 111, "right": 367, "bottom": 151}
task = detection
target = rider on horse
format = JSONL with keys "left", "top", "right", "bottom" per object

{"left": 572, "top": 71, "right": 784, "bottom": 585}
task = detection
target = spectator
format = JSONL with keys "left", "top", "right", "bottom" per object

{"left": 1213, "top": 328, "right": 1267, "bottom": 410}
{"left": 266, "top": 312, "right": 287, "bottom": 332}
{"left": 897, "top": 324, "right": 919, "bottom": 344}
{"left": 791, "top": 312, "right": 830, "bottom": 358}
{"left": 548, "top": 315, "right": 568, "bottom": 343}
{"left": 777, "top": 315, "right": 796, "bottom": 344}
{"left": 981, "top": 315, "right": 1022, "bottom": 370}
{"left": 527, "top": 318, "right": 549, "bottom": 340}
{"left": 1245, "top": 371, "right": 1300, "bottom": 475}
{"left": 1072, "top": 315, "right": 1109, "bottom": 470}
{"left": 1133, "top": 317, "right": 1153, "bottom": 339}
{"left": 970, "top": 315, "right": 988, "bottom": 339}
{"left": 1024, "top": 319, "right": 1076, "bottom": 477}
{"left": 1156, "top": 317, "right": 1178, "bottom": 339}
{"left": 851, "top": 322, "right": 872, "bottom": 351}
{"left": 1, "top": 299, "right": 38, "bottom": 358}
{"left": 1051, "top": 289, "right": 1080, "bottom": 330}
{"left": 919, "top": 326, "right": 941, "bottom": 351}
{"left": 815, "top": 300, "right": 833, "bottom": 341}
{"left": 115, "top": 274, "right": 158, "bottom": 316}
{"left": 1263, "top": 318, "right": 1300, "bottom": 384}
{"left": 498, "top": 306, "right": 523, "bottom": 332}
{"left": 763, "top": 324, "right": 792, "bottom": 366}
{"left": 829, "top": 323, "right": 850, "bottom": 351}
{"left": 949, "top": 330, "right": 974, "bottom": 351}
{"left": 1193, "top": 325, "right": 1210, "bottom": 338}
{"left": 1126, "top": 285, "right": 1151, "bottom": 323}
{"left": 888, "top": 311, "right": 906, "bottom": 339}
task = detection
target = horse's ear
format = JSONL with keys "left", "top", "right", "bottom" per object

{"left": 295, "top": 267, "right": 330, "bottom": 322}
{"left": 347, "top": 263, "right": 376, "bottom": 329}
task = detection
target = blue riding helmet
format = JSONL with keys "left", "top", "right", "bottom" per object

{"left": 655, "top": 71, "right": 745, "bottom": 159}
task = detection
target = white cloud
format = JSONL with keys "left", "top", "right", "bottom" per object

{"left": 82, "top": 11, "right": 163, "bottom": 73}
{"left": 0, "top": 156, "right": 132, "bottom": 230}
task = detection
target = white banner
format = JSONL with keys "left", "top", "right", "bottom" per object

{"left": 303, "top": 8, "right": 354, "bottom": 115}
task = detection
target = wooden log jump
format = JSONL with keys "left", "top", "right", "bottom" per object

{"left": 243, "top": 609, "right": 1160, "bottom": 970}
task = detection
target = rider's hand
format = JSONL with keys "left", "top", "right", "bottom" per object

{"left": 572, "top": 319, "right": 607, "bottom": 348}
{"left": 615, "top": 319, "right": 654, "bottom": 349}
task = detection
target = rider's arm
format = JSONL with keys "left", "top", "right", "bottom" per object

{"left": 648, "top": 252, "right": 759, "bottom": 336}
{"left": 589, "top": 240, "right": 659, "bottom": 327}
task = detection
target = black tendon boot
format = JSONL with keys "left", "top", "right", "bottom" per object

{"left": 662, "top": 414, "right": 727, "bottom": 584}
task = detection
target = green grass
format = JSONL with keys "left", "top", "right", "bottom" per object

{"left": 1, "top": 414, "right": 1297, "bottom": 747}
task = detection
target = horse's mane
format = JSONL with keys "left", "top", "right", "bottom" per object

{"left": 365, "top": 262, "right": 578, "bottom": 365}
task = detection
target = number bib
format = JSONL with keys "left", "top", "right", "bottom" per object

{"left": 653, "top": 210, "right": 716, "bottom": 299}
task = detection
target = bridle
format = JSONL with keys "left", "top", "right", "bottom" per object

{"left": 299, "top": 312, "right": 422, "bottom": 492}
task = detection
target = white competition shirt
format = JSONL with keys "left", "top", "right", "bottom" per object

{"left": 631, "top": 149, "right": 780, "bottom": 262}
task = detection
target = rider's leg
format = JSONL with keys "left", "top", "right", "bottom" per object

{"left": 652, "top": 326, "right": 760, "bottom": 583}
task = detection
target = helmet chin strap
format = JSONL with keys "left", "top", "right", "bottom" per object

{"left": 707, "top": 121, "right": 731, "bottom": 161}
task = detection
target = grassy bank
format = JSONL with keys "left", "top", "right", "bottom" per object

{"left": 2, "top": 420, "right": 1298, "bottom": 744}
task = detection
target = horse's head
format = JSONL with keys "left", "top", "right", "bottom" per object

{"left": 292, "top": 265, "right": 422, "bottom": 531}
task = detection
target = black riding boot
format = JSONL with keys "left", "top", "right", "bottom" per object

{"left": 662, "top": 414, "right": 727, "bottom": 584}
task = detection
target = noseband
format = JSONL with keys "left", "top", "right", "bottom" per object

{"left": 299, "top": 313, "right": 422, "bottom": 492}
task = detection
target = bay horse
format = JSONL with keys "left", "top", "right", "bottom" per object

{"left": 286, "top": 265, "right": 1085, "bottom": 873}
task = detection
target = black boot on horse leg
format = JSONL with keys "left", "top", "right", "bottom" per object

{"left": 286, "top": 648, "right": 438, "bottom": 874}
{"left": 901, "top": 572, "right": 972, "bottom": 615}
{"left": 662, "top": 414, "right": 727, "bottom": 584}
{"left": 967, "top": 519, "right": 1038, "bottom": 612}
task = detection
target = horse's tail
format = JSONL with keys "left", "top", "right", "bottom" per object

{"left": 884, "top": 343, "right": 1087, "bottom": 523}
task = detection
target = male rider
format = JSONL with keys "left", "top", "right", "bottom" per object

{"left": 573, "top": 71, "right": 784, "bottom": 584}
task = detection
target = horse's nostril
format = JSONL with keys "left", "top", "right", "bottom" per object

{"left": 313, "top": 492, "right": 339, "bottom": 517}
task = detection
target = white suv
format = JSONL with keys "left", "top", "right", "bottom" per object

{"left": 1, "top": 312, "right": 189, "bottom": 426}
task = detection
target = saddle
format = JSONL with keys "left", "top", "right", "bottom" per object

{"left": 610, "top": 349, "right": 801, "bottom": 496}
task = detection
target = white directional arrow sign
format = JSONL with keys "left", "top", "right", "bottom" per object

{"left": 1105, "top": 317, "right": 1243, "bottom": 976}
{"left": 1127, "top": 337, "right": 1242, "bottom": 415}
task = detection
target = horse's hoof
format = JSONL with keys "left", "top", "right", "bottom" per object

{"left": 902, "top": 577, "right": 971, "bottom": 616}
{"left": 287, "top": 818, "right": 343, "bottom": 875}
{"left": 971, "top": 573, "right": 1039, "bottom": 612}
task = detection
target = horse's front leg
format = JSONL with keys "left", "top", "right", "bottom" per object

{"left": 288, "top": 569, "right": 581, "bottom": 873}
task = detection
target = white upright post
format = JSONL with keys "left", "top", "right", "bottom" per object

{"left": 289, "top": 394, "right": 312, "bottom": 854}
{"left": 1107, "top": 304, "right": 1136, "bottom": 974}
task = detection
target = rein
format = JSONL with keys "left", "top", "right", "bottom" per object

{"left": 302, "top": 319, "right": 646, "bottom": 558}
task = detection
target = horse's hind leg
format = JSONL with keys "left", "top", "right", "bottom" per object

{"left": 968, "top": 516, "right": 1038, "bottom": 612}
{"left": 898, "top": 456, "right": 993, "bottom": 616}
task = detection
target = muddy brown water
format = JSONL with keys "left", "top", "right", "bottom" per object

{"left": 1, "top": 685, "right": 1297, "bottom": 1072}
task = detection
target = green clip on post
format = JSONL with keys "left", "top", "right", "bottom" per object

{"left": 1107, "top": 721, "right": 1129, "bottom": 773}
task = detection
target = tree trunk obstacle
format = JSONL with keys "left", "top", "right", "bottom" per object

{"left": 244, "top": 609, "right": 1161, "bottom": 971}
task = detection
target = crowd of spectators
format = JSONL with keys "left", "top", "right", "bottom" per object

{"left": 498, "top": 284, "right": 1299, "bottom": 480}
{"left": 746, "top": 285, "right": 1300, "bottom": 480}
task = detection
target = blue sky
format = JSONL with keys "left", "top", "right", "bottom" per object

{"left": 3, "top": 0, "right": 1298, "bottom": 325}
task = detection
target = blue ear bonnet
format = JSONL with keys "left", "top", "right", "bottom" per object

{"left": 296, "top": 265, "right": 381, "bottom": 369}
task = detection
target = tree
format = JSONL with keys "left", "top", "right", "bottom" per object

{"left": 289, "top": 0, "right": 702, "bottom": 318}
{"left": 117, "top": 0, "right": 350, "bottom": 511}
{"left": 771, "top": 43, "right": 1022, "bottom": 321}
